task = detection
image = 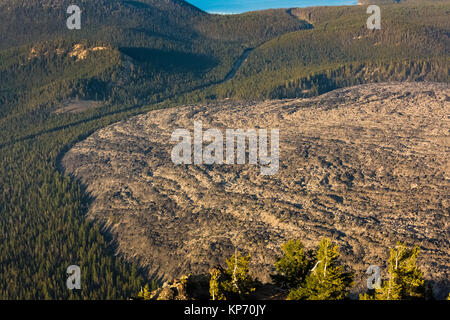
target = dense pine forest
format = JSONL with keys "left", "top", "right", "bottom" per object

{"left": 189, "top": 2, "right": 450, "bottom": 101}
{"left": 0, "top": 0, "right": 448, "bottom": 299}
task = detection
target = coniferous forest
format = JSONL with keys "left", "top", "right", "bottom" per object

{"left": 0, "top": 0, "right": 448, "bottom": 299}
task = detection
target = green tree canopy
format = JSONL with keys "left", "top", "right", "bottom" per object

{"left": 209, "top": 250, "right": 257, "bottom": 300}
{"left": 360, "top": 242, "right": 425, "bottom": 300}
{"left": 271, "top": 239, "right": 313, "bottom": 289}
{"left": 288, "top": 238, "right": 353, "bottom": 300}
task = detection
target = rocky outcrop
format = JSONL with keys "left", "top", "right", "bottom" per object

{"left": 139, "top": 274, "right": 210, "bottom": 300}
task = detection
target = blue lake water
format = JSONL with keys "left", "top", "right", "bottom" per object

{"left": 185, "top": 0, "right": 358, "bottom": 14}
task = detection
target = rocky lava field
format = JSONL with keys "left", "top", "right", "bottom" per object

{"left": 62, "top": 82, "right": 450, "bottom": 296}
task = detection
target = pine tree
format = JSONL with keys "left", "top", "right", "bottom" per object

{"left": 271, "top": 239, "right": 312, "bottom": 288}
{"left": 360, "top": 242, "right": 425, "bottom": 300}
{"left": 209, "top": 266, "right": 227, "bottom": 300}
{"left": 288, "top": 238, "right": 353, "bottom": 300}
{"left": 137, "top": 283, "right": 151, "bottom": 300}
{"left": 222, "top": 251, "right": 257, "bottom": 299}
{"left": 209, "top": 250, "right": 257, "bottom": 300}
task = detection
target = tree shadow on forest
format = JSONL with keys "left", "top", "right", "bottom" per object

{"left": 119, "top": 47, "right": 218, "bottom": 74}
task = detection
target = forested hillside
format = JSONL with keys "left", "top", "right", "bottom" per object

{"left": 189, "top": 2, "right": 450, "bottom": 101}
{"left": 0, "top": 0, "right": 309, "bottom": 144}
{"left": 0, "top": 0, "right": 448, "bottom": 299}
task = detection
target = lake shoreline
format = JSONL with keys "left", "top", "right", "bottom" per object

{"left": 186, "top": 0, "right": 359, "bottom": 15}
